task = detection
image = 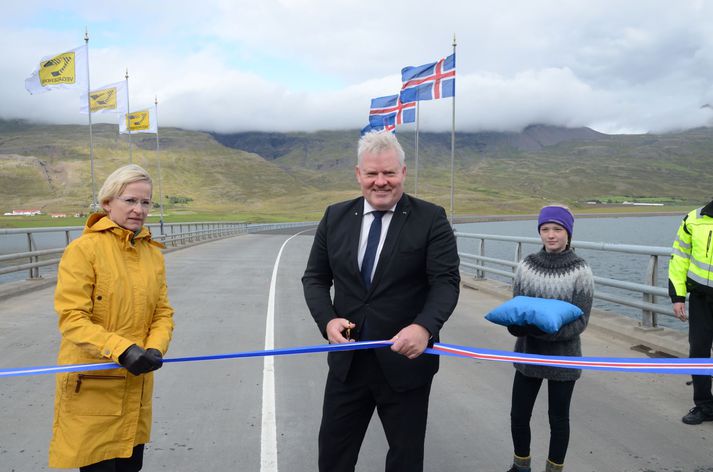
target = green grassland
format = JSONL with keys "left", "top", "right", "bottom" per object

{"left": 0, "top": 120, "right": 710, "bottom": 227}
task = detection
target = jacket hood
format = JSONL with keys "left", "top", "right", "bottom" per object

{"left": 701, "top": 200, "right": 713, "bottom": 217}
{"left": 83, "top": 213, "right": 164, "bottom": 248}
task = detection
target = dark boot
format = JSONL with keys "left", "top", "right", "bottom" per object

{"left": 544, "top": 459, "right": 563, "bottom": 472}
{"left": 682, "top": 406, "right": 713, "bottom": 425}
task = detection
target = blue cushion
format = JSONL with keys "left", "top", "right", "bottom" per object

{"left": 485, "top": 296, "right": 584, "bottom": 334}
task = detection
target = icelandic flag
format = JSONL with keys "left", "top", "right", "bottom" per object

{"left": 400, "top": 53, "right": 455, "bottom": 103}
{"left": 368, "top": 94, "right": 416, "bottom": 128}
{"left": 360, "top": 121, "right": 395, "bottom": 136}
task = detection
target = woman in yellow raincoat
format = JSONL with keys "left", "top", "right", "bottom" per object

{"left": 49, "top": 164, "right": 174, "bottom": 471}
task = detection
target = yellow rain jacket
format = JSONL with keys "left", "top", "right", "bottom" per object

{"left": 48, "top": 214, "right": 174, "bottom": 468}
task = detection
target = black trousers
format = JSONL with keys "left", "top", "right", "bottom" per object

{"left": 510, "top": 371, "right": 576, "bottom": 465}
{"left": 79, "top": 444, "right": 144, "bottom": 472}
{"left": 318, "top": 350, "right": 433, "bottom": 472}
{"left": 689, "top": 291, "right": 713, "bottom": 410}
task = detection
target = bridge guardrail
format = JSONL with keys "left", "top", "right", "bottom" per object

{"left": 245, "top": 221, "right": 319, "bottom": 233}
{"left": 455, "top": 232, "right": 674, "bottom": 328}
{"left": 0, "top": 223, "right": 678, "bottom": 330}
{"left": 0, "top": 221, "right": 320, "bottom": 281}
{"left": 0, "top": 222, "right": 254, "bottom": 280}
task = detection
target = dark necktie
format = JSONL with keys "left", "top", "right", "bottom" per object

{"left": 360, "top": 211, "right": 386, "bottom": 289}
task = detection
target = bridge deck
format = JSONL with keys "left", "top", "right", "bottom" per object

{"left": 0, "top": 231, "right": 707, "bottom": 471}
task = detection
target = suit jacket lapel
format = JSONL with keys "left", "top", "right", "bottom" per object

{"left": 348, "top": 198, "right": 364, "bottom": 278}
{"left": 369, "top": 194, "right": 410, "bottom": 290}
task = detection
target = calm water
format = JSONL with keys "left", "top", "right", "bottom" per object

{"left": 0, "top": 229, "right": 83, "bottom": 284}
{"left": 455, "top": 214, "right": 685, "bottom": 330}
{"left": 1, "top": 215, "right": 687, "bottom": 329}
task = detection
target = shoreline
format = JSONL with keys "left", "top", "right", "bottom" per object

{"left": 454, "top": 210, "right": 684, "bottom": 224}
{"left": 0, "top": 208, "right": 690, "bottom": 229}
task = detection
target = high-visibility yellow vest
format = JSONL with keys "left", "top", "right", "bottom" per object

{"left": 669, "top": 204, "right": 713, "bottom": 301}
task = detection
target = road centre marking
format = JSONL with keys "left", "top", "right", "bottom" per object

{"left": 261, "top": 229, "right": 313, "bottom": 472}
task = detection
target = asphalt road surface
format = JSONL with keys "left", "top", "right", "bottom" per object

{"left": 1, "top": 232, "right": 711, "bottom": 471}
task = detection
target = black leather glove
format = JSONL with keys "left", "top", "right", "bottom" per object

{"left": 145, "top": 348, "right": 163, "bottom": 370}
{"left": 118, "top": 344, "right": 163, "bottom": 376}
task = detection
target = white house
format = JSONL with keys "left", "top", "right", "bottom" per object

{"left": 3, "top": 209, "right": 43, "bottom": 216}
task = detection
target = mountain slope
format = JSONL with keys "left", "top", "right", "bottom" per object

{"left": 0, "top": 121, "right": 312, "bottom": 216}
{"left": 1, "top": 120, "right": 710, "bottom": 219}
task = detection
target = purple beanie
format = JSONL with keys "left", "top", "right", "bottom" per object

{"left": 538, "top": 206, "right": 574, "bottom": 238}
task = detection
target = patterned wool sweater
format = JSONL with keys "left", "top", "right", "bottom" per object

{"left": 511, "top": 248, "right": 594, "bottom": 381}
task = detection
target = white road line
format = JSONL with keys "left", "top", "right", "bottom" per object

{"left": 261, "top": 230, "right": 313, "bottom": 472}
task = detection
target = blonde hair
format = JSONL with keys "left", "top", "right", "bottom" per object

{"left": 97, "top": 164, "right": 152, "bottom": 207}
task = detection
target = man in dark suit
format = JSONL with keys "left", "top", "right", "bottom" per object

{"left": 302, "top": 131, "right": 460, "bottom": 472}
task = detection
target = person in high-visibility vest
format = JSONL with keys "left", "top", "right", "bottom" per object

{"left": 669, "top": 200, "right": 713, "bottom": 425}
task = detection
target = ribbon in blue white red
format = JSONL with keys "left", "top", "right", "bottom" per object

{"left": 431, "top": 343, "right": 713, "bottom": 375}
{"left": 1, "top": 341, "right": 712, "bottom": 379}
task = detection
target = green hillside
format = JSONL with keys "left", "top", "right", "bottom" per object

{"left": 1, "top": 120, "right": 709, "bottom": 224}
{"left": 212, "top": 125, "right": 710, "bottom": 214}
{"left": 0, "top": 120, "right": 322, "bottom": 221}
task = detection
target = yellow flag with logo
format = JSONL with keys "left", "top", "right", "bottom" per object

{"left": 127, "top": 110, "right": 150, "bottom": 131}
{"left": 120, "top": 106, "right": 158, "bottom": 134}
{"left": 80, "top": 81, "right": 128, "bottom": 114}
{"left": 25, "top": 45, "right": 88, "bottom": 95}
{"left": 90, "top": 88, "right": 118, "bottom": 112}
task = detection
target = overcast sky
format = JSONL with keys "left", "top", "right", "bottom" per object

{"left": 3, "top": 0, "right": 713, "bottom": 134}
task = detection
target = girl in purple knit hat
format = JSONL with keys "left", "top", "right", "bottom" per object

{"left": 504, "top": 205, "right": 594, "bottom": 472}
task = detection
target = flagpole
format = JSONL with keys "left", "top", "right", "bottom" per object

{"left": 84, "top": 28, "right": 97, "bottom": 212}
{"left": 125, "top": 68, "right": 132, "bottom": 163}
{"left": 449, "top": 34, "right": 457, "bottom": 227}
{"left": 414, "top": 102, "right": 420, "bottom": 196}
{"left": 154, "top": 96, "right": 165, "bottom": 236}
